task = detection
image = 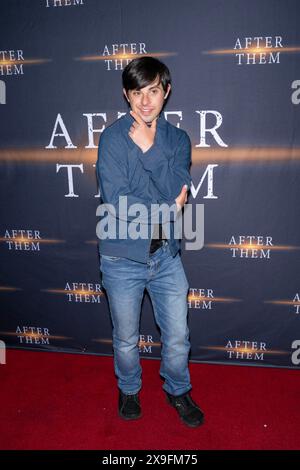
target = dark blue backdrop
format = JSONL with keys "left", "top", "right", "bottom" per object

{"left": 1, "top": 0, "right": 300, "bottom": 369}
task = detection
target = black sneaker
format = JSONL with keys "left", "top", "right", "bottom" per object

{"left": 166, "top": 391, "right": 204, "bottom": 428}
{"left": 119, "top": 390, "right": 142, "bottom": 420}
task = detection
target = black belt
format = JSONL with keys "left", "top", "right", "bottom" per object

{"left": 149, "top": 238, "right": 166, "bottom": 255}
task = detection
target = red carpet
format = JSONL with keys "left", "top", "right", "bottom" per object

{"left": 0, "top": 349, "right": 299, "bottom": 450}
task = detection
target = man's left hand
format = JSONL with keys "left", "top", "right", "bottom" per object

{"left": 128, "top": 110, "right": 157, "bottom": 153}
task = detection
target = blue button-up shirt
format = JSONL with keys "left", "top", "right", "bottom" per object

{"left": 96, "top": 111, "right": 192, "bottom": 263}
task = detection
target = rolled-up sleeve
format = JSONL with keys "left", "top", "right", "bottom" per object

{"left": 137, "top": 130, "right": 192, "bottom": 205}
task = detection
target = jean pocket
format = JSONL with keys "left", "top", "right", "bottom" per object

{"left": 100, "top": 254, "right": 121, "bottom": 261}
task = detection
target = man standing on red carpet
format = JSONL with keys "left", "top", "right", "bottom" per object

{"left": 96, "top": 56, "right": 204, "bottom": 428}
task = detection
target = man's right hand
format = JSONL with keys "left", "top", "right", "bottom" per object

{"left": 175, "top": 184, "right": 188, "bottom": 212}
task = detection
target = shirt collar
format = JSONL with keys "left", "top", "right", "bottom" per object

{"left": 122, "top": 111, "right": 167, "bottom": 152}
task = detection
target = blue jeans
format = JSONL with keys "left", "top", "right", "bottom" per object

{"left": 99, "top": 241, "right": 192, "bottom": 396}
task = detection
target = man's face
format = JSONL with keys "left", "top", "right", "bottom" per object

{"left": 123, "top": 76, "right": 171, "bottom": 124}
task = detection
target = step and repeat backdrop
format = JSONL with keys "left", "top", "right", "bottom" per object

{"left": 1, "top": 0, "right": 299, "bottom": 368}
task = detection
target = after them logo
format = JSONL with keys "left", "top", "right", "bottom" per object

{"left": 65, "top": 282, "right": 102, "bottom": 302}
{"left": 229, "top": 235, "right": 273, "bottom": 259}
{"left": 3, "top": 229, "right": 42, "bottom": 251}
{"left": 293, "top": 294, "right": 300, "bottom": 314}
{"left": 138, "top": 335, "right": 155, "bottom": 354}
{"left": 188, "top": 288, "right": 214, "bottom": 310}
{"left": 45, "top": 0, "right": 84, "bottom": 7}
{"left": 226, "top": 340, "right": 267, "bottom": 361}
{"left": 0, "top": 50, "right": 25, "bottom": 76}
{"left": 16, "top": 326, "right": 50, "bottom": 345}
{"left": 234, "top": 36, "right": 283, "bottom": 65}
{"left": 101, "top": 43, "right": 147, "bottom": 71}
